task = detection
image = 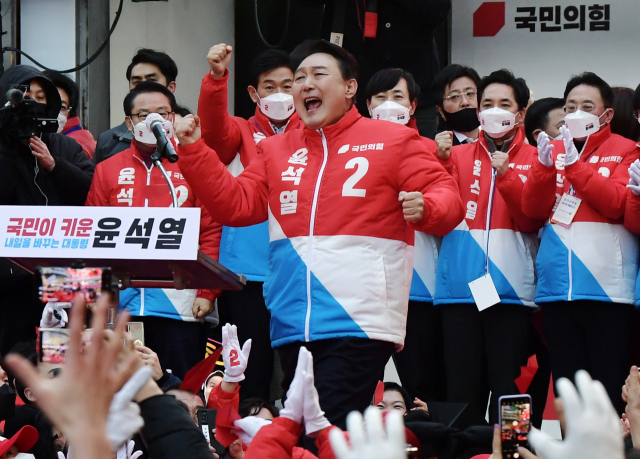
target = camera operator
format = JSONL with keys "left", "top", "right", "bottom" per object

{"left": 0, "top": 65, "right": 94, "bottom": 356}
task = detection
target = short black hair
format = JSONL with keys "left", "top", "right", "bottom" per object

{"left": 249, "top": 49, "right": 296, "bottom": 88}
{"left": 524, "top": 97, "right": 565, "bottom": 146}
{"left": 42, "top": 70, "right": 79, "bottom": 118}
{"left": 123, "top": 80, "right": 177, "bottom": 116}
{"left": 365, "top": 68, "right": 420, "bottom": 103}
{"left": 478, "top": 69, "right": 530, "bottom": 111}
{"left": 126, "top": 48, "right": 178, "bottom": 84}
{"left": 295, "top": 40, "right": 359, "bottom": 82}
{"left": 611, "top": 86, "right": 640, "bottom": 142}
{"left": 382, "top": 382, "right": 415, "bottom": 410}
{"left": 6, "top": 341, "right": 37, "bottom": 405}
{"left": 238, "top": 398, "right": 280, "bottom": 419}
{"left": 432, "top": 64, "right": 481, "bottom": 107}
{"left": 564, "top": 72, "right": 614, "bottom": 108}
{"left": 174, "top": 104, "right": 192, "bottom": 117}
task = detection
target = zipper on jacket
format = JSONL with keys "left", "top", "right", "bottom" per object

{"left": 305, "top": 130, "right": 330, "bottom": 342}
{"left": 568, "top": 225, "right": 573, "bottom": 301}
{"left": 139, "top": 287, "right": 145, "bottom": 315}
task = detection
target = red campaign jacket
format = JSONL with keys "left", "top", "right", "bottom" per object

{"left": 63, "top": 116, "right": 97, "bottom": 160}
{"left": 198, "top": 69, "right": 303, "bottom": 168}
{"left": 625, "top": 189, "right": 640, "bottom": 234}
{"left": 178, "top": 105, "right": 463, "bottom": 347}
{"left": 208, "top": 384, "right": 335, "bottom": 459}
{"left": 522, "top": 126, "right": 640, "bottom": 304}
{"left": 434, "top": 129, "right": 544, "bottom": 306}
{"left": 85, "top": 141, "right": 222, "bottom": 316}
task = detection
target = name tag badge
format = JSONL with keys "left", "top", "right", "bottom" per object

{"left": 469, "top": 273, "right": 500, "bottom": 311}
{"left": 551, "top": 193, "right": 582, "bottom": 228}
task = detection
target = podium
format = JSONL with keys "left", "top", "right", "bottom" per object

{"left": 0, "top": 206, "right": 246, "bottom": 322}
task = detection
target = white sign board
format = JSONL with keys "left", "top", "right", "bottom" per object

{"left": 451, "top": 2, "right": 640, "bottom": 99}
{"left": 0, "top": 206, "right": 201, "bottom": 261}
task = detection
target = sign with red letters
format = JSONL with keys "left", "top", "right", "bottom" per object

{"left": 0, "top": 206, "right": 201, "bottom": 260}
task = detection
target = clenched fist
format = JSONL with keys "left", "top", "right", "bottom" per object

{"left": 491, "top": 151, "right": 510, "bottom": 177}
{"left": 399, "top": 191, "right": 425, "bottom": 223}
{"left": 175, "top": 115, "right": 201, "bottom": 146}
{"left": 435, "top": 131, "right": 453, "bottom": 160}
{"left": 208, "top": 43, "right": 233, "bottom": 79}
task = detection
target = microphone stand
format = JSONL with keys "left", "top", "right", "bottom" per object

{"left": 151, "top": 133, "right": 178, "bottom": 208}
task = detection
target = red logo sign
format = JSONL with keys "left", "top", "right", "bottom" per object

{"left": 473, "top": 2, "right": 506, "bottom": 37}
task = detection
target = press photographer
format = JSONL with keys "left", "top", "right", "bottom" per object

{"left": 0, "top": 65, "right": 94, "bottom": 356}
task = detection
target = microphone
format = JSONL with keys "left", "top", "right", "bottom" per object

{"left": 6, "top": 88, "right": 24, "bottom": 107}
{"left": 146, "top": 113, "right": 178, "bottom": 163}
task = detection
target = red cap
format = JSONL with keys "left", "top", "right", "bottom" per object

{"left": 0, "top": 425, "right": 39, "bottom": 456}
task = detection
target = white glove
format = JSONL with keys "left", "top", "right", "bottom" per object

{"left": 537, "top": 131, "right": 554, "bottom": 167}
{"left": 302, "top": 353, "right": 331, "bottom": 434}
{"left": 232, "top": 416, "right": 272, "bottom": 445}
{"left": 560, "top": 125, "right": 580, "bottom": 166}
{"left": 40, "top": 302, "right": 70, "bottom": 328}
{"left": 222, "top": 324, "right": 251, "bottom": 383}
{"left": 116, "top": 440, "right": 144, "bottom": 459}
{"left": 329, "top": 407, "right": 406, "bottom": 459}
{"left": 107, "top": 366, "right": 152, "bottom": 450}
{"left": 529, "top": 370, "right": 623, "bottom": 459}
{"left": 279, "top": 347, "right": 309, "bottom": 424}
{"left": 628, "top": 159, "right": 640, "bottom": 196}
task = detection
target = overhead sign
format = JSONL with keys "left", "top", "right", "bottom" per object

{"left": 0, "top": 206, "right": 201, "bottom": 261}
{"left": 452, "top": 2, "right": 640, "bottom": 99}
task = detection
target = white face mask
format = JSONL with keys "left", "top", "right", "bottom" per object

{"left": 371, "top": 101, "right": 411, "bottom": 125}
{"left": 56, "top": 112, "right": 67, "bottom": 134}
{"left": 131, "top": 115, "right": 174, "bottom": 145}
{"left": 478, "top": 107, "right": 517, "bottom": 138}
{"left": 564, "top": 110, "right": 604, "bottom": 139}
{"left": 258, "top": 93, "right": 295, "bottom": 121}
{"left": 549, "top": 133, "right": 563, "bottom": 141}
{"left": 15, "top": 454, "right": 36, "bottom": 459}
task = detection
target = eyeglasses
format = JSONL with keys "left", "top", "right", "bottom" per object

{"left": 443, "top": 90, "right": 477, "bottom": 104}
{"left": 564, "top": 103, "right": 596, "bottom": 114}
{"left": 130, "top": 111, "right": 173, "bottom": 122}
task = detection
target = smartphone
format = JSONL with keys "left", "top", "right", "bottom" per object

{"left": 127, "top": 322, "right": 145, "bottom": 346}
{"left": 197, "top": 408, "right": 225, "bottom": 454}
{"left": 499, "top": 394, "right": 532, "bottom": 459}
{"left": 37, "top": 267, "right": 111, "bottom": 306}
{"left": 38, "top": 328, "right": 93, "bottom": 363}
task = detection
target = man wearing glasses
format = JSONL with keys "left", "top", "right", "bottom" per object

{"left": 432, "top": 64, "right": 482, "bottom": 149}
{"left": 522, "top": 72, "right": 640, "bottom": 415}
{"left": 86, "top": 81, "right": 221, "bottom": 379}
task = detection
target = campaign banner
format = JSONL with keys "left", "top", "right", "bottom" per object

{"left": 452, "top": 2, "right": 640, "bottom": 99}
{"left": 0, "top": 206, "right": 201, "bottom": 261}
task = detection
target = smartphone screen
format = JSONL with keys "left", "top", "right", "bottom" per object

{"left": 38, "top": 267, "right": 109, "bottom": 306}
{"left": 500, "top": 395, "right": 531, "bottom": 459}
{"left": 38, "top": 328, "right": 93, "bottom": 363}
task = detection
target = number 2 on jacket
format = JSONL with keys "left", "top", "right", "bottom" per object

{"left": 342, "top": 157, "right": 369, "bottom": 197}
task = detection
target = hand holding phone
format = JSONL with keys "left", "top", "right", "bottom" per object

{"left": 499, "top": 394, "right": 532, "bottom": 459}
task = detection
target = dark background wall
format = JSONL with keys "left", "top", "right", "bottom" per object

{"left": 233, "top": 0, "right": 449, "bottom": 119}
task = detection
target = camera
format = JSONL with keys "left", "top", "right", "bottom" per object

{"left": 0, "top": 84, "right": 58, "bottom": 147}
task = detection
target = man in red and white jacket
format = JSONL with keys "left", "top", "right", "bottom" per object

{"left": 86, "top": 81, "right": 221, "bottom": 379}
{"left": 176, "top": 40, "right": 464, "bottom": 431}
{"left": 198, "top": 44, "right": 303, "bottom": 401}
{"left": 522, "top": 72, "right": 639, "bottom": 414}
{"left": 434, "top": 70, "right": 546, "bottom": 425}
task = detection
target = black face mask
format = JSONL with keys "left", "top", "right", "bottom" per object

{"left": 0, "top": 382, "right": 16, "bottom": 421}
{"left": 443, "top": 107, "right": 480, "bottom": 133}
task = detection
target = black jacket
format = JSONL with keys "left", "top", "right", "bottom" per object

{"left": 139, "top": 395, "right": 214, "bottom": 459}
{"left": 93, "top": 121, "right": 133, "bottom": 165}
{"left": 0, "top": 65, "right": 94, "bottom": 207}
{"left": 296, "top": 0, "right": 451, "bottom": 113}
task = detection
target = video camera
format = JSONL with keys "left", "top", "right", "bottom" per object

{"left": 0, "top": 84, "right": 58, "bottom": 146}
